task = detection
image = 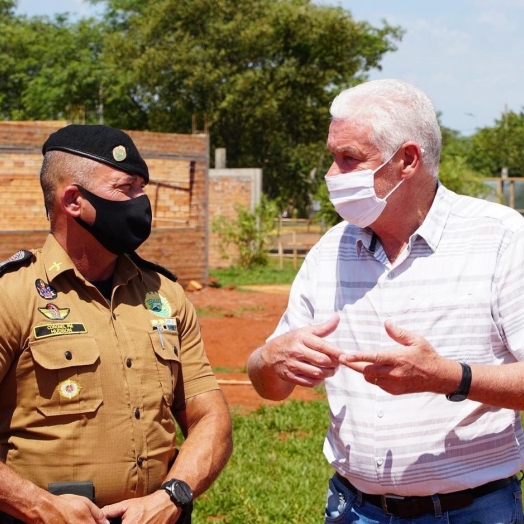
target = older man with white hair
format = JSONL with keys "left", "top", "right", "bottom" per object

{"left": 248, "top": 79, "right": 524, "bottom": 523}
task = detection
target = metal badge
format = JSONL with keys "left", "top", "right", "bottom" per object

{"left": 112, "top": 145, "right": 127, "bottom": 161}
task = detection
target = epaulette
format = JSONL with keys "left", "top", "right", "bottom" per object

{"left": 128, "top": 252, "right": 178, "bottom": 283}
{"left": 0, "top": 250, "right": 34, "bottom": 277}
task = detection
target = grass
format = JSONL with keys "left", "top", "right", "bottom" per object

{"left": 192, "top": 399, "right": 332, "bottom": 523}
{"left": 209, "top": 257, "right": 304, "bottom": 287}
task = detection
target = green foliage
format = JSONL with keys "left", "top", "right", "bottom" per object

{"left": 212, "top": 196, "right": 279, "bottom": 268}
{"left": 0, "top": 0, "right": 402, "bottom": 214}
{"left": 193, "top": 399, "right": 332, "bottom": 523}
{"left": 210, "top": 257, "right": 301, "bottom": 286}
{"left": 468, "top": 110, "right": 524, "bottom": 177}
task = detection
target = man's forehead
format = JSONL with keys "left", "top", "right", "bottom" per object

{"left": 327, "top": 119, "right": 373, "bottom": 152}
{"left": 96, "top": 164, "right": 147, "bottom": 185}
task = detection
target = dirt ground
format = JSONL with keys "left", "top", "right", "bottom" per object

{"left": 186, "top": 285, "right": 325, "bottom": 412}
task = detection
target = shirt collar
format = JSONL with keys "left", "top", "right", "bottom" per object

{"left": 354, "top": 181, "right": 453, "bottom": 255}
{"left": 412, "top": 182, "right": 453, "bottom": 252}
{"left": 41, "top": 234, "right": 141, "bottom": 284}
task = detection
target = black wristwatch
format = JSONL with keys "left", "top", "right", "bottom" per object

{"left": 446, "top": 362, "right": 472, "bottom": 402}
{"left": 160, "top": 479, "right": 194, "bottom": 509}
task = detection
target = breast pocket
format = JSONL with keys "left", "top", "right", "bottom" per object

{"left": 149, "top": 329, "right": 181, "bottom": 406}
{"left": 29, "top": 335, "right": 102, "bottom": 417}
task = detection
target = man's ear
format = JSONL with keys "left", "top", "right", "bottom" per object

{"left": 61, "top": 185, "right": 83, "bottom": 217}
{"left": 400, "top": 142, "right": 423, "bottom": 180}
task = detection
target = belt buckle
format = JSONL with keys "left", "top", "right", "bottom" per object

{"left": 381, "top": 494, "right": 405, "bottom": 516}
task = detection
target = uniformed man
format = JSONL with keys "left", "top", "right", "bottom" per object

{"left": 0, "top": 125, "right": 232, "bottom": 524}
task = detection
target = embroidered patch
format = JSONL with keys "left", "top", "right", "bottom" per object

{"left": 38, "top": 303, "right": 70, "bottom": 320}
{"left": 150, "top": 318, "right": 178, "bottom": 332}
{"left": 35, "top": 278, "right": 57, "bottom": 300}
{"left": 144, "top": 291, "right": 172, "bottom": 318}
{"left": 0, "top": 250, "right": 26, "bottom": 268}
{"left": 34, "top": 323, "right": 87, "bottom": 339}
{"left": 57, "top": 379, "right": 82, "bottom": 399}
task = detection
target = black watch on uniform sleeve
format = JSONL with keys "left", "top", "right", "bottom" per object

{"left": 446, "top": 362, "right": 472, "bottom": 402}
{"left": 160, "top": 478, "right": 194, "bottom": 509}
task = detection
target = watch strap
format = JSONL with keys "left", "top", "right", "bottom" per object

{"left": 446, "top": 362, "right": 472, "bottom": 401}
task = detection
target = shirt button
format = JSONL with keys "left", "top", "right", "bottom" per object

{"left": 377, "top": 410, "right": 384, "bottom": 418}
{"left": 64, "top": 351, "right": 73, "bottom": 360}
{"left": 376, "top": 458, "right": 384, "bottom": 466}
{"left": 134, "top": 408, "right": 140, "bottom": 419}
{"left": 126, "top": 358, "right": 132, "bottom": 368}
{"left": 388, "top": 272, "right": 394, "bottom": 279}
{"left": 137, "top": 456, "right": 144, "bottom": 467}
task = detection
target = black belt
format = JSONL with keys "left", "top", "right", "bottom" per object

{"left": 334, "top": 473, "right": 514, "bottom": 519}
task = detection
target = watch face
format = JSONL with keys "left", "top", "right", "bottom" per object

{"left": 173, "top": 481, "right": 193, "bottom": 505}
{"left": 447, "top": 393, "right": 467, "bottom": 402}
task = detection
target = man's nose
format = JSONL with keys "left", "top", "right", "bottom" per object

{"left": 326, "top": 161, "right": 342, "bottom": 177}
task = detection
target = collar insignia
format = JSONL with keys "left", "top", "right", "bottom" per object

{"left": 48, "top": 261, "right": 62, "bottom": 272}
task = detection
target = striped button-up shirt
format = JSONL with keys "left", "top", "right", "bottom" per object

{"left": 269, "top": 184, "right": 524, "bottom": 496}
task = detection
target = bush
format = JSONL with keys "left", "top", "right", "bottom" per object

{"left": 212, "top": 196, "right": 279, "bottom": 268}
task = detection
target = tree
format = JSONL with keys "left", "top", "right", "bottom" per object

{"left": 468, "top": 110, "right": 524, "bottom": 177}
{"left": 0, "top": 11, "right": 106, "bottom": 121}
{"left": 92, "top": 0, "right": 403, "bottom": 213}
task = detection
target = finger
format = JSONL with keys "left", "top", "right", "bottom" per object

{"left": 307, "top": 314, "right": 342, "bottom": 359}
{"left": 102, "top": 503, "right": 125, "bottom": 519}
{"left": 384, "top": 319, "right": 420, "bottom": 347}
{"left": 309, "top": 313, "right": 340, "bottom": 339}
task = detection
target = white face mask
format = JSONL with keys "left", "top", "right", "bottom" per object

{"left": 325, "top": 148, "right": 403, "bottom": 228}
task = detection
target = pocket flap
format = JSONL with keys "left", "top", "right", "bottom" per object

{"left": 30, "top": 335, "right": 100, "bottom": 370}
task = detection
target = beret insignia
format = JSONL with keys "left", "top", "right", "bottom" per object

{"left": 112, "top": 145, "right": 127, "bottom": 162}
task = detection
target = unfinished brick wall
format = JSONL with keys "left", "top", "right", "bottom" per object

{"left": 0, "top": 122, "right": 209, "bottom": 287}
{"left": 208, "top": 168, "right": 262, "bottom": 268}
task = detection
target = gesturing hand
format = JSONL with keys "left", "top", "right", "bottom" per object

{"left": 339, "top": 319, "right": 452, "bottom": 395}
{"left": 259, "top": 314, "right": 343, "bottom": 388}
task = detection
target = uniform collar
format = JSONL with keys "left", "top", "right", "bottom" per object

{"left": 41, "top": 234, "right": 141, "bottom": 285}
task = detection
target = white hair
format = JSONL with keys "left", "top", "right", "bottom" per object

{"left": 330, "top": 79, "right": 442, "bottom": 177}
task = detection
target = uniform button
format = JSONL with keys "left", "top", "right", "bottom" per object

{"left": 377, "top": 410, "right": 384, "bottom": 418}
{"left": 126, "top": 358, "right": 132, "bottom": 368}
{"left": 137, "top": 456, "right": 144, "bottom": 467}
{"left": 376, "top": 458, "right": 384, "bottom": 466}
{"left": 65, "top": 351, "right": 72, "bottom": 360}
{"left": 388, "top": 272, "right": 394, "bottom": 279}
{"left": 134, "top": 408, "right": 140, "bottom": 419}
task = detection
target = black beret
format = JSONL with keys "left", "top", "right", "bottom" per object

{"left": 42, "top": 124, "right": 149, "bottom": 183}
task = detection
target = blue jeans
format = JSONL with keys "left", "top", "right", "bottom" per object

{"left": 324, "top": 474, "right": 523, "bottom": 524}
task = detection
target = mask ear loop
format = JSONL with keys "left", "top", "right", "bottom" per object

{"left": 377, "top": 145, "right": 404, "bottom": 201}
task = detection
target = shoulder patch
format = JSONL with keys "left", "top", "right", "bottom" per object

{"left": 128, "top": 252, "right": 178, "bottom": 283}
{"left": 0, "top": 250, "right": 34, "bottom": 277}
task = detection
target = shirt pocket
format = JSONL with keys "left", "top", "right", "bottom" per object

{"left": 29, "top": 335, "right": 102, "bottom": 417}
{"left": 148, "top": 329, "right": 181, "bottom": 406}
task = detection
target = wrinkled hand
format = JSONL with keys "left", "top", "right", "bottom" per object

{"left": 55, "top": 494, "right": 110, "bottom": 524}
{"left": 339, "top": 320, "right": 450, "bottom": 395}
{"left": 260, "top": 314, "right": 343, "bottom": 388}
{"left": 102, "top": 491, "right": 179, "bottom": 524}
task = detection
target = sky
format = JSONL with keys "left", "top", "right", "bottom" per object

{"left": 15, "top": 0, "right": 524, "bottom": 136}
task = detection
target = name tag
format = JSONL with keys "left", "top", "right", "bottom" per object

{"left": 34, "top": 323, "right": 88, "bottom": 339}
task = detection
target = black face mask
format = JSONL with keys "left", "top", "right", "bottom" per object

{"left": 74, "top": 185, "right": 152, "bottom": 255}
